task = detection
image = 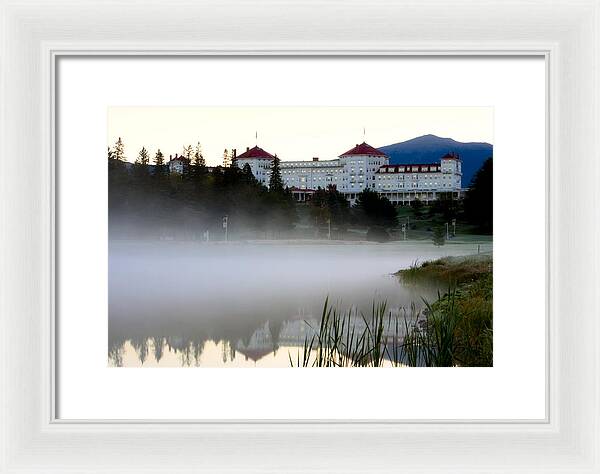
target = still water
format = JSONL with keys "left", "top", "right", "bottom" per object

{"left": 108, "top": 240, "right": 492, "bottom": 367}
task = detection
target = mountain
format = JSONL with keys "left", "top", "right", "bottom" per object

{"left": 378, "top": 134, "right": 493, "bottom": 187}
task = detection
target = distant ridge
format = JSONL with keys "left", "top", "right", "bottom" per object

{"left": 378, "top": 134, "right": 493, "bottom": 187}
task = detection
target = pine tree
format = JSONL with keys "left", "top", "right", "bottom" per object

{"left": 355, "top": 188, "right": 397, "bottom": 228}
{"left": 432, "top": 225, "right": 446, "bottom": 246}
{"left": 135, "top": 147, "right": 149, "bottom": 165}
{"left": 193, "top": 142, "right": 206, "bottom": 169}
{"left": 231, "top": 149, "right": 238, "bottom": 168}
{"left": 113, "top": 137, "right": 125, "bottom": 161}
{"left": 107, "top": 146, "right": 115, "bottom": 160}
{"left": 464, "top": 157, "right": 493, "bottom": 234}
{"left": 242, "top": 163, "right": 256, "bottom": 183}
{"left": 411, "top": 198, "right": 424, "bottom": 217}
{"left": 269, "top": 154, "right": 284, "bottom": 192}
{"left": 222, "top": 149, "right": 231, "bottom": 167}
{"left": 183, "top": 145, "right": 193, "bottom": 162}
{"left": 154, "top": 149, "right": 164, "bottom": 166}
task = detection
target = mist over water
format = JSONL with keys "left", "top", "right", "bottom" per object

{"left": 108, "top": 240, "right": 492, "bottom": 367}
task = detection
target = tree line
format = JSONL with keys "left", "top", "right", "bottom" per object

{"left": 108, "top": 137, "right": 492, "bottom": 241}
{"left": 108, "top": 138, "right": 296, "bottom": 240}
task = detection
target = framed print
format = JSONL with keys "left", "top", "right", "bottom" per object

{"left": 1, "top": 1, "right": 599, "bottom": 473}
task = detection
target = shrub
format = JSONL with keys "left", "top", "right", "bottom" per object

{"left": 367, "top": 225, "right": 391, "bottom": 242}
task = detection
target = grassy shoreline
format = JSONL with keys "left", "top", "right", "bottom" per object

{"left": 397, "top": 253, "right": 493, "bottom": 285}
{"left": 398, "top": 254, "right": 493, "bottom": 367}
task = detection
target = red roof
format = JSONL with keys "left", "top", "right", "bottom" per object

{"left": 237, "top": 145, "right": 276, "bottom": 160}
{"left": 340, "top": 142, "right": 387, "bottom": 158}
{"left": 237, "top": 347, "right": 274, "bottom": 362}
{"left": 171, "top": 156, "right": 188, "bottom": 162}
{"left": 441, "top": 152, "right": 460, "bottom": 160}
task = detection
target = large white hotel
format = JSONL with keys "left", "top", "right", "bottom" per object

{"left": 234, "top": 141, "right": 463, "bottom": 205}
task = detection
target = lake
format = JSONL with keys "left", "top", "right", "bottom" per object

{"left": 108, "top": 239, "right": 492, "bottom": 367}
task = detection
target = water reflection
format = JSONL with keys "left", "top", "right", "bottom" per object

{"left": 109, "top": 319, "right": 315, "bottom": 367}
{"left": 108, "top": 314, "right": 418, "bottom": 367}
{"left": 108, "top": 241, "right": 491, "bottom": 367}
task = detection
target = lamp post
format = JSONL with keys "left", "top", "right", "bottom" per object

{"left": 223, "top": 215, "right": 228, "bottom": 242}
{"left": 445, "top": 222, "right": 449, "bottom": 240}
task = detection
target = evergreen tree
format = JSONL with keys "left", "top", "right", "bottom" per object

{"left": 432, "top": 225, "right": 446, "bottom": 246}
{"left": 153, "top": 149, "right": 167, "bottom": 181}
{"left": 355, "top": 188, "right": 397, "bottom": 228}
{"left": 222, "top": 149, "right": 231, "bottom": 168}
{"left": 241, "top": 163, "right": 257, "bottom": 184}
{"left": 107, "top": 146, "right": 115, "bottom": 160}
{"left": 310, "top": 188, "right": 331, "bottom": 227}
{"left": 113, "top": 137, "right": 125, "bottom": 161}
{"left": 325, "top": 185, "right": 350, "bottom": 227}
{"left": 464, "top": 157, "right": 493, "bottom": 234}
{"left": 310, "top": 185, "right": 350, "bottom": 237}
{"left": 193, "top": 142, "right": 206, "bottom": 169}
{"left": 430, "top": 192, "right": 458, "bottom": 221}
{"left": 269, "top": 154, "right": 284, "bottom": 192}
{"left": 179, "top": 147, "right": 192, "bottom": 180}
{"left": 411, "top": 198, "right": 424, "bottom": 217}
{"left": 154, "top": 149, "right": 164, "bottom": 166}
{"left": 182, "top": 145, "right": 193, "bottom": 161}
{"left": 135, "top": 147, "right": 150, "bottom": 165}
{"left": 108, "top": 156, "right": 129, "bottom": 211}
{"left": 231, "top": 149, "right": 238, "bottom": 168}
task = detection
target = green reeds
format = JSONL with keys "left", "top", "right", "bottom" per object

{"left": 289, "top": 298, "right": 420, "bottom": 367}
{"left": 419, "top": 291, "right": 460, "bottom": 366}
{"left": 289, "top": 288, "right": 491, "bottom": 367}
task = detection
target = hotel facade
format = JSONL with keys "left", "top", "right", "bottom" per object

{"left": 234, "top": 141, "right": 463, "bottom": 205}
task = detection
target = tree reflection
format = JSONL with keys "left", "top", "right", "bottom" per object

{"left": 107, "top": 306, "right": 417, "bottom": 367}
{"left": 151, "top": 336, "right": 164, "bottom": 363}
{"left": 130, "top": 337, "right": 149, "bottom": 365}
{"left": 108, "top": 337, "right": 126, "bottom": 367}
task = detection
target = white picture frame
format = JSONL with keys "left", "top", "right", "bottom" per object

{"left": 1, "top": 0, "right": 598, "bottom": 472}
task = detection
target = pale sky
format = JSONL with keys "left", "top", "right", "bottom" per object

{"left": 108, "top": 107, "right": 493, "bottom": 166}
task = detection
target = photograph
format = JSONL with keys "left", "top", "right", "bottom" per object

{"left": 107, "top": 106, "right": 493, "bottom": 368}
